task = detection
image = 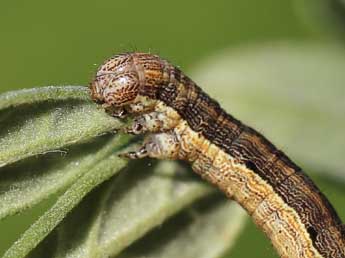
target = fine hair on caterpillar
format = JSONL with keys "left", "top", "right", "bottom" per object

{"left": 90, "top": 52, "right": 345, "bottom": 258}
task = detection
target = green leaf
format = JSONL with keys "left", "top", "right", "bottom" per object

{"left": 25, "top": 161, "right": 220, "bottom": 258}
{"left": 3, "top": 137, "right": 129, "bottom": 258}
{"left": 117, "top": 196, "right": 246, "bottom": 258}
{"left": 191, "top": 42, "right": 345, "bottom": 181}
{"left": 0, "top": 86, "right": 130, "bottom": 220}
{"left": 0, "top": 86, "right": 122, "bottom": 167}
{"left": 0, "top": 85, "right": 135, "bottom": 257}
{"left": 0, "top": 135, "right": 125, "bottom": 220}
{"left": 0, "top": 86, "right": 89, "bottom": 110}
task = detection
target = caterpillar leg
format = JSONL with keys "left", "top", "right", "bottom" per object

{"left": 123, "top": 111, "right": 180, "bottom": 135}
{"left": 127, "top": 101, "right": 156, "bottom": 114}
{"left": 110, "top": 107, "right": 128, "bottom": 118}
{"left": 100, "top": 104, "right": 128, "bottom": 118}
{"left": 100, "top": 98, "right": 157, "bottom": 118}
{"left": 119, "top": 131, "right": 180, "bottom": 160}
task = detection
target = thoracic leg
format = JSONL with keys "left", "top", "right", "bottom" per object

{"left": 101, "top": 98, "right": 157, "bottom": 118}
{"left": 101, "top": 104, "right": 128, "bottom": 118}
{"left": 120, "top": 131, "right": 180, "bottom": 160}
{"left": 119, "top": 101, "right": 183, "bottom": 159}
{"left": 123, "top": 111, "right": 180, "bottom": 134}
{"left": 127, "top": 102, "right": 156, "bottom": 114}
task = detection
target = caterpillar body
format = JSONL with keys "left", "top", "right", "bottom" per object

{"left": 90, "top": 52, "right": 345, "bottom": 258}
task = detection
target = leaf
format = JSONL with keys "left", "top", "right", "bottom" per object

{"left": 191, "top": 42, "right": 345, "bottom": 181}
{"left": 3, "top": 138, "right": 129, "bottom": 258}
{"left": 0, "top": 86, "right": 131, "bottom": 220}
{"left": 0, "top": 86, "right": 89, "bottom": 110}
{"left": 24, "top": 161, "right": 220, "bottom": 258}
{"left": 0, "top": 135, "right": 125, "bottom": 220}
{"left": 0, "top": 85, "right": 135, "bottom": 257}
{"left": 117, "top": 196, "right": 246, "bottom": 258}
{"left": 0, "top": 86, "right": 122, "bottom": 167}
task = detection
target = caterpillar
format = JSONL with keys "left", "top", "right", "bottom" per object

{"left": 89, "top": 52, "right": 345, "bottom": 258}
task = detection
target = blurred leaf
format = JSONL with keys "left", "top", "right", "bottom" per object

{"left": 191, "top": 42, "right": 345, "bottom": 181}
{"left": 0, "top": 86, "right": 122, "bottom": 167}
{"left": 118, "top": 195, "right": 246, "bottom": 258}
{"left": 25, "top": 161, "right": 219, "bottom": 258}
{"left": 294, "top": 0, "right": 345, "bottom": 38}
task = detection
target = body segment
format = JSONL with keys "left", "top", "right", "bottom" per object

{"left": 90, "top": 52, "right": 345, "bottom": 258}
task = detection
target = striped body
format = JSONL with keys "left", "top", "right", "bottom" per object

{"left": 90, "top": 52, "right": 345, "bottom": 258}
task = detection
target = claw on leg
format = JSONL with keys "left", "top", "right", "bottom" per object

{"left": 127, "top": 102, "right": 156, "bottom": 114}
{"left": 122, "top": 116, "right": 145, "bottom": 135}
{"left": 102, "top": 104, "right": 128, "bottom": 118}
{"left": 109, "top": 107, "right": 128, "bottom": 118}
{"left": 123, "top": 111, "right": 179, "bottom": 135}
{"left": 119, "top": 146, "right": 148, "bottom": 159}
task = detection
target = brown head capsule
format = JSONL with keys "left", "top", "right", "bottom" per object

{"left": 90, "top": 53, "right": 140, "bottom": 107}
{"left": 90, "top": 53, "right": 165, "bottom": 107}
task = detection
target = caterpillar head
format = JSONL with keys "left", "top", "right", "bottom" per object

{"left": 90, "top": 53, "right": 140, "bottom": 107}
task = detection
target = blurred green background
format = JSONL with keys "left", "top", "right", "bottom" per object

{"left": 0, "top": 0, "right": 310, "bottom": 92}
{"left": 0, "top": 0, "right": 344, "bottom": 257}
